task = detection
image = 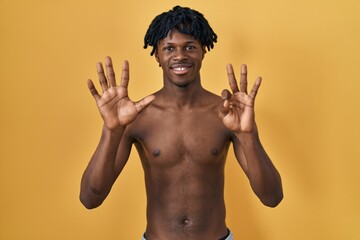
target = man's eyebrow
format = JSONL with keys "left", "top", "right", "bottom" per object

{"left": 161, "top": 40, "right": 197, "bottom": 45}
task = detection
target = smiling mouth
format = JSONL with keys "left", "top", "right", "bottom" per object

{"left": 171, "top": 65, "right": 192, "bottom": 75}
{"left": 174, "top": 67, "right": 187, "bottom": 71}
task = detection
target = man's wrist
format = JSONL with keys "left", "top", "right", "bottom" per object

{"left": 234, "top": 127, "right": 259, "bottom": 144}
{"left": 102, "top": 124, "right": 126, "bottom": 137}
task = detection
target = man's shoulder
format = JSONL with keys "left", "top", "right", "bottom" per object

{"left": 199, "top": 90, "right": 223, "bottom": 111}
{"left": 125, "top": 98, "right": 164, "bottom": 134}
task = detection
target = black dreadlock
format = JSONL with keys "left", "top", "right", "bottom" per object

{"left": 144, "top": 6, "right": 218, "bottom": 56}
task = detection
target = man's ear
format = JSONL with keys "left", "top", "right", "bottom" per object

{"left": 202, "top": 46, "right": 206, "bottom": 60}
{"left": 155, "top": 50, "right": 160, "bottom": 63}
{"left": 155, "top": 50, "right": 162, "bottom": 67}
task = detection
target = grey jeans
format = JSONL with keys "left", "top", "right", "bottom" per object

{"left": 141, "top": 230, "right": 234, "bottom": 240}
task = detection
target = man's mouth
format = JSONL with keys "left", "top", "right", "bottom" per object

{"left": 171, "top": 64, "right": 192, "bottom": 75}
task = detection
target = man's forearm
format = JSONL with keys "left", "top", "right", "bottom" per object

{"left": 236, "top": 131, "right": 283, "bottom": 207}
{"left": 80, "top": 125, "right": 125, "bottom": 209}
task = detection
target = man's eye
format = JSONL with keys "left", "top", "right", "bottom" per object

{"left": 164, "top": 46, "right": 173, "bottom": 51}
{"left": 186, "top": 46, "right": 195, "bottom": 50}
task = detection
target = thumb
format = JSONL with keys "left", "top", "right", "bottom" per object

{"left": 135, "top": 95, "right": 156, "bottom": 113}
{"left": 219, "top": 89, "right": 231, "bottom": 119}
{"left": 219, "top": 99, "right": 230, "bottom": 119}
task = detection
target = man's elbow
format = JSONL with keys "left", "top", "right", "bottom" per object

{"left": 79, "top": 192, "right": 103, "bottom": 209}
{"left": 261, "top": 191, "right": 284, "bottom": 208}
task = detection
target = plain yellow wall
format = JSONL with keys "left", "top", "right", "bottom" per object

{"left": 1, "top": 0, "right": 359, "bottom": 239}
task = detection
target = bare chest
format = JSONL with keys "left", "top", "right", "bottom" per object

{"left": 132, "top": 110, "right": 231, "bottom": 167}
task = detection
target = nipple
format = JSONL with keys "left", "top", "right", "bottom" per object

{"left": 152, "top": 149, "right": 161, "bottom": 157}
{"left": 211, "top": 148, "right": 219, "bottom": 156}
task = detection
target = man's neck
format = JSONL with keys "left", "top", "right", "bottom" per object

{"left": 159, "top": 80, "right": 207, "bottom": 110}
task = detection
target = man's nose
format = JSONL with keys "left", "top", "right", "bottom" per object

{"left": 173, "top": 48, "right": 188, "bottom": 61}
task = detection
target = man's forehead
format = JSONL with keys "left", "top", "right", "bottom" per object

{"left": 159, "top": 29, "right": 200, "bottom": 44}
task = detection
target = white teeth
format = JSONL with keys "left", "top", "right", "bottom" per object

{"left": 174, "top": 67, "right": 186, "bottom": 71}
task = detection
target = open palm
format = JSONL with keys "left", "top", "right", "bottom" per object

{"left": 88, "top": 57, "right": 155, "bottom": 130}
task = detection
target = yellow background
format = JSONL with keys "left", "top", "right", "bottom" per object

{"left": 1, "top": 0, "right": 359, "bottom": 239}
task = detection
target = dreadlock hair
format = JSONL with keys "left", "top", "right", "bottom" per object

{"left": 144, "top": 6, "right": 218, "bottom": 56}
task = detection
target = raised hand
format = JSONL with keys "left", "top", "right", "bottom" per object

{"left": 220, "top": 64, "right": 261, "bottom": 134}
{"left": 87, "top": 57, "right": 155, "bottom": 130}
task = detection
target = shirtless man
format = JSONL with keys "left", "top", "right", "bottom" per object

{"left": 80, "top": 6, "right": 283, "bottom": 240}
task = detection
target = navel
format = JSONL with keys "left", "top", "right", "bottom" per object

{"left": 181, "top": 218, "right": 191, "bottom": 226}
{"left": 152, "top": 149, "right": 161, "bottom": 157}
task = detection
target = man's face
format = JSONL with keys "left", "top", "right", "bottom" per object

{"left": 155, "top": 29, "right": 205, "bottom": 87}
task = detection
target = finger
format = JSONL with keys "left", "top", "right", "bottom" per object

{"left": 249, "top": 77, "right": 262, "bottom": 100}
{"left": 221, "top": 89, "right": 232, "bottom": 100}
{"left": 120, "top": 60, "right": 130, "bottom": 88}
{"left": 135, "top": 95, "right": 156, "bottom": 113}
{"left": 219, "top": 99, "right": 230, "bottom": 118}
{"left": 97, "top": 62, "right": 108, "bottom": 93}
{"left": 87, "top": 79, "right": 101, "bottom": 101}
{"left": 240, "top": 64, "right": 248, "bottom": 94}
{"left": 105, "top": 56, "right": 116, "bottom": 87}
{"left": 226, "top": 64, "right": 239, "bottom": 93}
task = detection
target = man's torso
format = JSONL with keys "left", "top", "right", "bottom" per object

{"left": 126, "top": 91, "right": 233, "bottom": 239}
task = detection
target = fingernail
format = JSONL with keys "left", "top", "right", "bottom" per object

{"left": 241, "top": 64, "right": 247, "bottom": 74}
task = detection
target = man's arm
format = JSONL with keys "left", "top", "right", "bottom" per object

{"left": 231, "top": 129, "right": 283, "bottom": 207}
{"left": 80, "top": 57, "right": 154, "bottom": 209}
{"left": 80, "top": 125, "right": 131, "bottom": 209}
{"left": 220, "top": 64, "right": 283, "bottom": 207}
